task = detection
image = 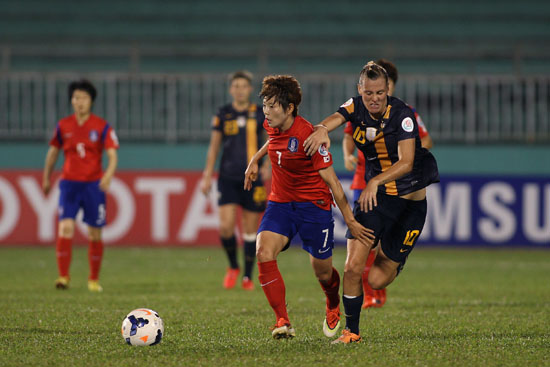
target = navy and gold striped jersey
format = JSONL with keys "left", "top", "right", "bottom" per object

{"left": 212, "top": 103, "right": 265, "bottom": 180}
{"left": 337, "top": 95, "right": 439, "bottom": 196}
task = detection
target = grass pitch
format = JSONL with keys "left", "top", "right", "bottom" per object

{"left": 1, "top": 246, "right": 549, "bottom": 367}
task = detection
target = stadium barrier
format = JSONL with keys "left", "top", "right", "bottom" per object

{"left": 1, "top": 73, "right": 549, "bottom": 144}
{"left": 0, "top": 170, "right": 547, "bottom": 247}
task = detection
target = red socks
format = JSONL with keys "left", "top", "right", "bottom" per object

{"left": 320, "top": 267, "right": 340, "bottom": 309}
{"left": 362, "top": 249, "right": 377, "bottom": 297}
{"left": 88, "top": 240, "right": 104, "bottom": 281}
{"left": 258, "top": 260, "right": 289, "bottom": 323}
{"left": 56, "top": 237, "right": 72, "bottom": 277}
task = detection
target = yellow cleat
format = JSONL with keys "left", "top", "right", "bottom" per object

{"left": 55, "top": 276, "right": 70, "bottom": 290}
{"left": 88, "top": 280, "right": 103, "bottom": 292}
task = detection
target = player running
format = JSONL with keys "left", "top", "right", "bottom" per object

{"left": 42, "top": 79, "right": 119, "bottom": 292}
{"left": 342, "top": 59, "right": 434, "bottom": 309}
{"left": 244, "top": 75, "right": 374, "bottom": 339}
{"left": 304, "top": 61, "right": 439, "bottom": 343}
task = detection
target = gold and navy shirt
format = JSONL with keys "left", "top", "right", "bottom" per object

{"left": 337, "top": 95, "right": 439, "bottom": 196}
{"left": 212, "top": 103, "right": 265, "bottom": 180}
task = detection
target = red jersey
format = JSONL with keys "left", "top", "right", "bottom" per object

{"left": 343, "top": 105, "right": 429, "bottom": 190}
{"left": 264, "top": 115, "right": 333, "bottom": 210}
{"left": 49, "top": 113, "right": 119, "bottom": 182}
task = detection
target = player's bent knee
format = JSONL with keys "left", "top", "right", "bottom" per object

{"left": 368, "top": 267, "right": 394, "bottom": 289}
{"left": 256, "top": 245, "right": 276, "bottom": 263}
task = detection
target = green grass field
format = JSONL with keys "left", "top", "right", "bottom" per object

{"left": 1, "top": 246, "right": 549, "bottom": 367}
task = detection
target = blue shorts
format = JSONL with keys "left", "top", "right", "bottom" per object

{"left": 258, "top": 201, "right": 334, "bottom": 259}
{"left": 58, "top": 179, "right": 106, "bottom": 227}
{"left": 353, "top": 189, "right": 362, "bottom": 203}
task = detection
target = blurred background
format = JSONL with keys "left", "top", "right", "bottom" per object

{"left": 0, "top": 0, "right": 549, "bottom": 247}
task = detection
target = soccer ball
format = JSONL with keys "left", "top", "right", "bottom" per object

{"left": 121, "top": 308, "right": 164, "bottom": 346}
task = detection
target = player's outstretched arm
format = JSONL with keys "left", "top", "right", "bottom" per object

{"left": 303, "top": 113, "right": 346, "bottom": 156}
{"left": 244, "top": 140, "right": 269, "bottom": 191}
{"left": 318, "top": 166, "right": 375, "bottom": 247}
{"left": 200, "top": 129, "right": 222, "bottom": 196}
{"left": 342, "top": 132, "right": 358, "bottom": 171}
{"left": 100, "top": 148, "right": 118, "bottom": 192}
{"left": 42, "top": 146, "right": 60, "bottom": 195}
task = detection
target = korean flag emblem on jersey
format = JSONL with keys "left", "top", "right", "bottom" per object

{"left": 89, "top": 130, "right": 99, "bottom": 142}
{"left": 401, "top": 117, "right": 414, "bottom": 133}
{"left": 288, "top": 137, "right": 299, "bottom": 152}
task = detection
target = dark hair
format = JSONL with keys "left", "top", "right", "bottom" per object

{"left": 68, "top": 79, "right": 97, "bottom": 102}
{"left": 375, "top": 59, "right": 398, "bottom": 84}
{"left": 358, "top": 61, "right": 389, "bottom": 85}
{"left": 229, "top": 70, "right": 253, "bottom": 84}
{"left": 260, "top": 75, "right": 302, "bottom": 117}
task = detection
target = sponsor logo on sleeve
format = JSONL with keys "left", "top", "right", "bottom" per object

{"left": 318, "top": 144, "right": 329, "bottom": 156}
{"left": 401, "top": 117, "right": 414, "bottom": 133}
{"left": 340, "top": 98, "right": 353, "bottom": 108}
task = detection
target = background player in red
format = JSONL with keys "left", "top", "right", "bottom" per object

{"left": 200, "top": 71, "right": 267, "bottom": 291}
{"left": 342, "top": 59, "right": 434, "bottom": 309}
{"left": 42, "top": 79, "right": 119, "bottom": 292}
{"left": 244, "top": 75, "right": 374, "bottom": 339}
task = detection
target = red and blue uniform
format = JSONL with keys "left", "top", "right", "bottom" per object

{"left": 49, "top": 113, "right": 119, "bottom": 227}
{"left": 258, "top": 115, "right": 335, "bottom": 259}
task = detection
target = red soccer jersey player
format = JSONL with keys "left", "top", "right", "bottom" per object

{"left": 42, "top": 79, "right": 119, "bottom": 292}
{"left": 245, "top": 75, "right": 373, "bottom": 340}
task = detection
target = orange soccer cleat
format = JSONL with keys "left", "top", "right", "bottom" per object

{"left": 323, "top": 304, "right": 341, "bottom": 337}
{"left": 223, "top": 268, "right": 240, "bottom": 289}
{"left": 271, "top": 318, "right": 295, "bottom": 339}
{"left": 241, "top": 276, "right": 255, "bottom": 291}
{"left": 331, "top": 329, "right": 362, "bottom": 344}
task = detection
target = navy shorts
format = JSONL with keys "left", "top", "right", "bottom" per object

{"left": 346, "top": 193, "right": 427, "bottom": 273}
{"left": 258, "top": 201, "right": 334, "bottom": 259}
{"left": 58, "top": 179, "right": 106, "bottom": 227}
{"left": 217, "top": 176, "right": 266, "bottom": 212}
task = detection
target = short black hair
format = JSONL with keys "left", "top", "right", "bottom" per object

{"left": 68, "top": 79, "right": 97, "bottom": 102}
{"left": 260, "top": 75, "right": 302, "bottom": 117}
{"left": 229, "top": 70, "right": 253, "bottom": 84}
{"left": 375, "top": 59, "right": 398, "bottom": 84}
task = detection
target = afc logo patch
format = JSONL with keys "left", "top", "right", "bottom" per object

{"left": 89, "top": 130, "right": 99, "bottom": 142}
{"left": 287, "top": 137, "right": 299, "bottom": 152}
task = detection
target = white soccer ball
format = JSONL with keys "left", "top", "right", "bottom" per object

{"left": 121, "top": 308, "right": 164, "bottom": 346}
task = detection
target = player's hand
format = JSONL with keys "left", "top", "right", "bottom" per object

{"left": 303, "top": 125, "right": 330, "bottom": 156}
{"left": 42, "top": 178, "right": 51, "bottom": 195}
{"left": 359, "top": 180, "right": 379, "bottom": 213}
{"left": 344, "top": 154, "right": 358, "bottom": 171}
{"left": 99, "top": 176, "right": 112, "bottom": 192}
{"left": 347, "top": 220, "right": 375, "bottom": 247}
{"left": 200, "top": 176, "right": 212, "bottom": 196}
{"left": 244, "top": 161, "right": 259, "bottom": 191}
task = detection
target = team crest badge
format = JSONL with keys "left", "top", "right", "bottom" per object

{"left": 89, "top": 130, "right": 99, "bottom": 142}
{"left": 401, "top": 117, "right": 414, "bottom": 132}
{"left": 366, "top": 127, "right": 377, "bottom": 141}
{"left": 287, "top": 137, "right": 299, "bottom": 152}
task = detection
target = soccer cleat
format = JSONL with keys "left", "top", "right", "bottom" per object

{"left": 241, "top": 276, "right": 255, "bottom": 291}
{"left": 323, "top": 305, "right": 341, "bottom": 337}
{"left": 223, "top": 268, "right": 240, "bottom": 289}
{"left": 362, "top": 295, "right": 382, "bottom": 309}
{"left": 271, "top": 318, "right": 295, "bottom": 339}
{"left": 331, "top": 329, "right": 362, "bottom": 344}
{"left": 88, "top": 280, "right": 103, "bottom": 292}
{"left": 375, "top": 288, "right": 387, "bottom": 307}
{"left": 55, "top": 276, "right": 69, "bottom": 290}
